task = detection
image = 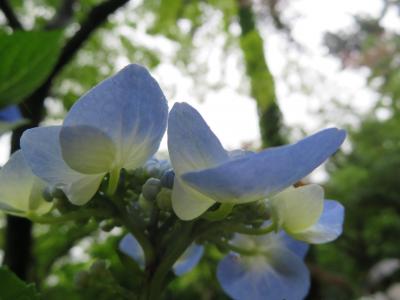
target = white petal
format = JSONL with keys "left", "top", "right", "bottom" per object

{"left": 172, "top": 178, "right": 215, "bottom": 220}
{"left": 0, "top": 151, "right": 52, "bottom": 214}
{"left": 292, "top": 200, "right": 345, "bottom": 244}
{"left": 270, "top": 184, "right": 324, "bottom": 233}
{"left": 62, "top": 175, "right": 104, "bottom": 206}
{"left": 60, "top": 125, "right": 116, "bottom": 174}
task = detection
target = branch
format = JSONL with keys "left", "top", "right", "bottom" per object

{"left": 52, "top": 0, "right": 129, "bottom": 81}
{"left": 16, "top": 0, "right": 130, "bottom": 126}
{"left": 45, "top": 0, "right": 76, "bottom": 29}
{"left": 0, "top": 0, "right": 23, "bottom": 29}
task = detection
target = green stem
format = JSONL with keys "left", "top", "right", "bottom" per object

{"left": 28, "top": 209, "right": 108, "bottom": 224}
{"left": 225, "top": 223, "right": 275, "bottom": 235}
{"left": 202, "top": 203, "right": 234, "bottom": 221}
{"left": 107, "top": 167, "right": 120, "bottom": 196}
{"left": 110, "top": 195, "right": 155, "bottom": 268}
{"left": 212, "top": 238, "right": 258, "bottom": 256}
{"left": 147, "top": 222, "right": 194, "bottom": 300}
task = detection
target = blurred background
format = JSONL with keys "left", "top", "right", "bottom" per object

{"left": 0, "top": 0, "right": 399, "bottom": 299}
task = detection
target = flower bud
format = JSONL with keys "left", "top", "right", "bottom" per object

{"left": 142, "top": 178, "right": 161, "bottom": 201}
{"left": 160, "top": 169, "right": 174, "bottom": 189}
{"left": 156, "top": 188, "right": 172, "bottom": 211}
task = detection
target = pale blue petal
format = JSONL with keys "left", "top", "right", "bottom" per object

{"left": 182, "top": 128, "right": 346, "bottom": 203}
{"left": 217, "top": 247, "right": 310, "bottom": 300}
{"left": 168, "top": 102, "right": 228, "bottom": 175}
{"left": 63, "top": 64, "right": 168, "bottom": 170}
{"left": 0, "top": 105, "right": 21, "bottom": 122}
{"left": 119, "top": 234, "right": 145, "bottom": 268}
{"left": 21, "top": 126, "right": 82, "bottom": 185}
{"left": 292, "top": 200, "right": 344, "bottom": 244}
{"left": 60, "top": 125, "right": 116, "bottom": 174}
{"left": 279, "top": 231, "right": 309, "bottom": 259}
{"left": 173, "top": 244, "right": 204, "bottom": 276}
{"left": 21, "top": 126, "right": 104, "bottom": 205}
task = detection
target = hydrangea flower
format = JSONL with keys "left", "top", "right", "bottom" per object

{"left": 168, "top": 102, "right": 346, "bottom": 220}
{"left": 20, "top": 64, "right": 168, "bottom": 205}
{"left": 269, "top": 185, "right": 345, "bottom": 243}
{"left": 119, "top": 234, "right": 204, "bottom": 276}
{"left": 0, "top": 150, "right": 52, "bottom": 216}
{"left": 0, "top": 105, "right": 24, "bottom": 135}
{"left": 217, "top": 232, "right": 310, "bottom": 300}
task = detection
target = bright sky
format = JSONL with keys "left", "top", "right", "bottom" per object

{"left": 0, "top": 0, "right": 388, "bottom": 170}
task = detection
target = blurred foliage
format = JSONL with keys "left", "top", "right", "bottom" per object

{"left": 0, "top": 267, "right": 40, "bottom": 299}
{"left": 0, "top": 30, "right": 62, "bottom": 108}
{"left": 313, "top": 1, "right": 400, "bottom": 298}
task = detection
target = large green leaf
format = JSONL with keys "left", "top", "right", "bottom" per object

{"left": 0, "top": 30, "right": 63, "bottom": 108}
{"left": 0, "top": 267, "right": 40, "bottom": 299}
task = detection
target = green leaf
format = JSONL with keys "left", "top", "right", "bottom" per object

{"left": 0, "top": 267, "right": 40, "bottom": 299}
{"left": 0, "top": 30, "right": 63, "bottom": 108}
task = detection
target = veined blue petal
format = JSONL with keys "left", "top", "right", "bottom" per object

{"left": 172, "top": 178, "right": 215, "bottom": 220}
{"left": 21, "top": 126, "right": 104, "bottom": 205}
{"left": 0, "top": 105, "right": 21, "bottom": 122}
{"left": 292, "top": 200, "right": 345, "bottom": 244}
{"left": 60, "top": 125, "right": 116, "bottom": 174}
{"left": 182, "top": 128, "right": 346, "bottom": 204}
{"left": 174, "top": 243, "right": 204, "bottom": 276}
{"left": 168, "top": 102, "right": 229, "bottom": 175}
{"left": 63, "top": 64, "right": 168, "bottom": 170}
{"left": 217, "top": 247, "right": 310, "bottom": 300}
{"left": 119, "top": 234, "right": 203, "bottom": 275}
{"left": 0, "top": 151, "right": 52, "bottom": 215}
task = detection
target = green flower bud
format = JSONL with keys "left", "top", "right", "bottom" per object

{"left": 142, "top": 178, "right": 161, "bottom": 201}
{"left": 156, "top": 188, "right": 172, "bottom": 211}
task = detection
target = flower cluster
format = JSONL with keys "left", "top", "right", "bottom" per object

{"left": 0, "top": 64, "right": 346, "bottom": 300}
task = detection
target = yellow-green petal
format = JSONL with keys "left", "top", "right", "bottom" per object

{"left": 270, "top": 184, "right": 324, "bottom": 233}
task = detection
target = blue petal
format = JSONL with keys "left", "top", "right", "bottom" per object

{"left": 20, "top": 126, "right": 104, "bottom": 205}
{"left": 173, "top": 244, "right": 204, "bottom": 276}
{"left": 217, "top": 247, "right": 310, "bottom": 300}
{"left": 119, "top": 234, "right": 145, "bottom": 268}
{"left": 292, "top": 200, "right": 345, "bottom": 244}
{"left": 182, "top": 128, "right": 346, "bottom": 203}
{"left": 168, "top": 102, "right": 228, "bottom": 175}
{"left": 279, "top": 231, "right": 309, "bottom": 259}
{"left": 21, "top": 126, "right": 82, "bottom": 185}
{"left": 63, "top": 64, "right": 168, "bottom": 170}
{"left": 0, "top": 105, "right": 22, "bottom": 122}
